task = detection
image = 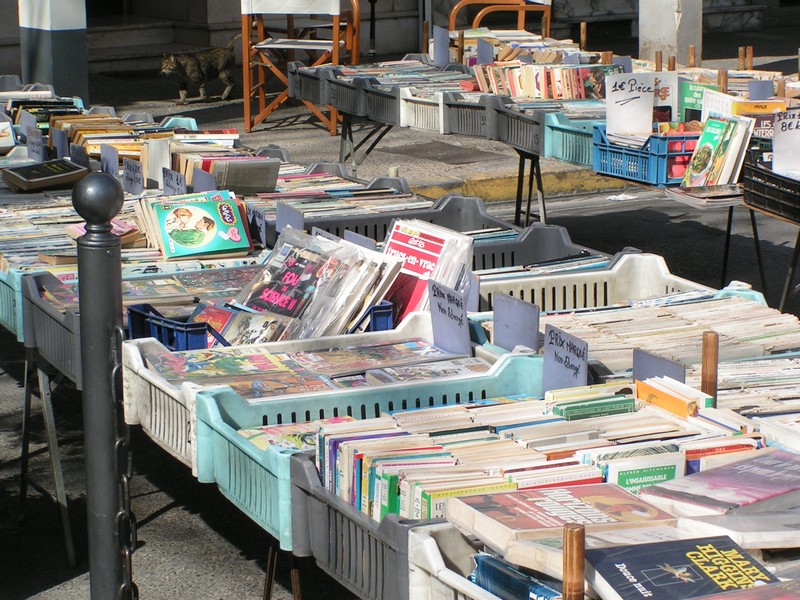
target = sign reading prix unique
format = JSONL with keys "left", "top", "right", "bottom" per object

{"left": 542, "top": 324, "right": 588, "bottom": 394}
{"left": 276, "top": 201, "right": 304, "bottom": 233}
{"left": 100, "top": 144, "right": 119, "bottom": 176}
{"left": 428, "top": 279, "right": 471, "bottom": 357}
{"left": 632, "top": 348, "right": 685, "bottom": 384}
{"left": 492, "top": 293, "right": 540, "bottom": 352}
{"left": 606, "top": 72, "right": 659, "bottom": 137}
{"left": 122, "top": 158, "right": 144, "bottom": 195}
{"left": 25, "top": 126, "right": 44, "bottom": 162}
{"left": 773, "top": 109, "right": 800, "bottom": 178}
{"left": 162, "top": 167, "right": 187, "bottom": 195}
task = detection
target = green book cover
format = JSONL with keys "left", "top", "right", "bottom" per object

{"left": 553, "top": 396, "right": 636, "bottom": 421}
{"left": 152, "top": 191, "right": 250, "bottom": 258}
{"left": 679, "top": 80, "right": 717, "bottom": 122}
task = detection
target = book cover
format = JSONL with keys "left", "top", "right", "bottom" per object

{"left": 692, "top": 580, "right": 800, "bottom": 599}
{"left": 187, "top": 301, "right": 240, "bottom": 347}
{"left": 681, "top": 118, "right": 728, "bottom": 187}
{"left": 677, "top": 510, "right": 800, "bottom": 549}
{"left": 585, "top": 536, "right": 778, "bottom": 600}
{"left": 638, "top": 449, "right": 800, "bottom": 517}
{"left": 151, "top": 192, "right": 251, "bottom": 259}
{"left": 237, "top": 415, "right": 355, "bottom": 451}
{"left": 2, "top": 158, "right": 88, "bottom": 192}
{"left": 223, "top": 312, "right": 296, "bottom": 345}
{"left": 445, "top": 483, "right": 676, "bottom": 551}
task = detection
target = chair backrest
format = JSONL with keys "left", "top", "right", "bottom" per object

{"left": 241, "top": 0, "right": 341, "bottom": 16}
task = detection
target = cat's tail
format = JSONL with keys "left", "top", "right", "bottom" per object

{"left": 227, "top": 32, "right": 243, "bottom": 50}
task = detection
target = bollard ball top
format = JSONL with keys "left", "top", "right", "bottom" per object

{"left": 72, "top": 172, "right": 124, "bottom": 224}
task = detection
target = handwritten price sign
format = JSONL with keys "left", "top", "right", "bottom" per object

{"left": 606, "top": 72, "right": 660, "bottom": 137}
{"left": 773, "top": 110, "right": 800, "bottom": 177}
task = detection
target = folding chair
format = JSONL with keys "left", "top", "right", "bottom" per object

{"left": 241, "top": 0, "right": 361, "bottom": 134}
{"left": 448, "top": 0, "right": 551, "bottom": 37}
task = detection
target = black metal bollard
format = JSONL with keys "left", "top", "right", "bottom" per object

{"left": 73, "top": 173, "right": 127, "bottom": 598}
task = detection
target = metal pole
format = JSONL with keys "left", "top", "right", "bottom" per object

{"left": 74, "top": 173, "right": 125, "bottom": 598}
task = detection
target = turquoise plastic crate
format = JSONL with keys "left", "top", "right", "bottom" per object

{"left": 0, "top": 268, "right": 36, "bottom": 342}
{"left": 592, "top": 124, "right": 699, "bottom": 188}
{"left": 193, "top": 353, "right": 544, "bottom": 553}
{"left": 544, "top": 112, "right": 603, "bottom": 166}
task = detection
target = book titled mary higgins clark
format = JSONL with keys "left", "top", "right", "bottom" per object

{"left": 585, "top": 535, "right": 778, "bottom": 600}
{"left": 152, "top": 191, "right": 251, "bottom": 259}
{"left": 445, "top": 483, "right": 676, "bottom": 552}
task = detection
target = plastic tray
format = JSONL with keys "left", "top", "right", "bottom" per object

{"left": 291, "top": 452, "right": 426, "bottom": 599}
{"left": 287, "top": 61, "right": 326, "bottom": 107}
{"left": 127, "top": 303, "right": 226, "bottom": 351}
{"left": 742, "top": 149, "right": 800, "bottom": 223}
{"left": 408, "top": 523, "right": 501, "bottom": 600}
{"left": 121, "top": 312, "right": 435, "bottom": 472}
{"left": 365, "top": 83, "right": 401, "bottom": 126}
{"left": 592, "top": 124, "right": 699, "bottom": 187}
{"left": 442, "top": 93, "right": 493, "bottom": 138}
{"left": 0, "top": 267, "right": 29, "bottom": 342}
{"left": 544, "top": 111, "right": 603, "bottom": 166}
{"left": 326, "top": 74, "right": 374, "bottom": 117}
{"left": 195, "top": 352, "right": 543, "bottom": 556}
{"left": 399, "top": 88, "right": 444, "bottom": 133}
{"left": 248, "top": 194, "right": 520, "bottom": 250}
{"left": 477, "top": 252, "right": 713, "bottom": 312}
{"left": 486, "top": 98, "right": 544, "bottom": 156}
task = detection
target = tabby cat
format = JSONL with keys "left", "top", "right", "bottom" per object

{"left": 160, "top": 33, "right": 241, "bottom": 105}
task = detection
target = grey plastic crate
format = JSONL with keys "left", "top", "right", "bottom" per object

{"left": 22, "top": 272, "right": 83, "bottom": 388}
{"left": 326, "top": 74, "right": 375, "bottom": 117}
{"left": 365, "top": 83, "right": 401, "bottom": 126}
{"left": 288, "top": 61, "right": 325, "bottom": 106}
{"left": 291, "top": 451, "right": 433, "bottom": 600}
{"left": 249, "top": 194, "right": 517, "bottom": 248}
{"left": 486, "top": 97, "right": 544, "bottom": 155}
{"left": 442, "top": 92, "right": 495, "bottom": 137}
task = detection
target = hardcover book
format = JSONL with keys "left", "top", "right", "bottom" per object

{"left": 2, "top": 158, "right": 88, "bottom": 192}
{"left": 585, "top": 535, "right": 778, "bottom": 600}
{"left": 445, "top": 483, "right": 676, "bottom": 551}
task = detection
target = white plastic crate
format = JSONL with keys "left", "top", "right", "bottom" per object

{"left": 121, "top": 311, "right": 435, "bottom": 475}
{"left": 400, "top": 88, "right": 445, "bottom": 133}
{"left": 478, "top": 252, "right": 714, "bottom": 312}
{"left": 408, "top": 523, "right": 501, "bottom": 600}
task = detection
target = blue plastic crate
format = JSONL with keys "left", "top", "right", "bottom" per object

{"left": 544, "top": 112, "right": 603, "bottom": 166}
{"left": 592, "top": 124, "right": 699, "bottom": 188}
{"left": 193, "top": 353, "right": 544, "bottom": 553}
{"left": 126, "top": 303, "right": 228, "bottom": 351}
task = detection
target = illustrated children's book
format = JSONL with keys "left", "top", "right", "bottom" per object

{"left": 584, "top": 535, "right": 778, "bottom": 600}
{"left": 140, "top": 190, "right": 252, "bottom": 260}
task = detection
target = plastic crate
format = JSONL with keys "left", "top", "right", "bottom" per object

{"left": 291, "top": 452, "right": 426, "bottom": 599}
{"left": 0, "top": 267, "right": 28, "bottom": 341}
{"left": 365, "top": 82, "right": 401, "bottom": 126}
{"left": 592, "top": 124, "right": 699, "bottom": 187}
{"left": 442, "top": 93, "right": 493, "bottom": 137}
{"left": 477, "top": 252, "right": 714, "bottom": 312}
{"left": 399, "top": 88, "right": 445, "bottom": 133}
{"left": 249, "top": 194, "right": 519, "bottom": 250}
{"left": 194, "top": 352, "right": 543, "bottom": 556}
{"left": 126, "top": 304, "right": 227, "bottom": 351}
{"left": 544, "top": 111, "right": 603, "bottom": 166}
{"left": 287, "top": 61, "right": 325, "bottom": 106}
{"left": 742, "top": 149, "right": 800, "bottom": 223}
{"left": 121, "top": 311, "right": 436, "bottom": 470}
{"left": 326, "top": 74, "right": 373, "bottom": 117}
{"left": 408, "top": 523, "right": 501, "bottom": 600}
{"left": 486, "top": 98, "right": 544, "bottom": 156}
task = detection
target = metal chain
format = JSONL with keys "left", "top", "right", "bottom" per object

{"left": 112, "top": 325, "right": 139, "bottom": 600}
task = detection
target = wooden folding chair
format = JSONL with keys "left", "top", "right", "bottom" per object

{"left": 241, "top": 0, "right": 360, "bottom": 134}
{"left": 448, "top": 0, "right": 551, "bottom": 37}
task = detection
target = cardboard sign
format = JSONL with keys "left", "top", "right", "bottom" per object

{"left": 477, "top": 39, "right": 494, "bottom": 65}
{"left": 69, "top": 143, "right": 90, "bottom": 169}
{"left": 492, "top": 294, "right": 539, "bottom": 352}
{"left": 100, "top": 144, "right": 119, "bottom": 175}
{"left": 542, "top": 324, "right": 588, "bottom": 394}
{"left": 632, "top": 348, "right": 685, "bottom": 384}
{"left": 343, "top": 229, "right": 377, "bottom": 251}
{"left": 433, "top": 25, "right": 450, "bottom": 68}
{"left": 606, "top": 72, "right": 659, "bottom": 137}
{"left": 562, "top": 53, "right": 581, "bottom": 65}
{"left": 276, "top": 201, "right": 304, "bottom": 233}
{"left": 428, "top": 279, "right": 471, "bottom": 356}
{"left": 18, "top": 110, "right": 37, "bottom": 133}
{"left": 162, "top": 167, "right": 187, "bottom": 195}
{"left": 748, "top": 79, "right": 774, "bottom": 101}
{"left": 311, "top": 226, "right": 341, "bottom": 242}
{"left": 25, "top": 125, "right": 44, "bottom": 162}
{"left": 50, "top": 127, "right": 69, "bottom": 159}
{"left": 612, "top": 55, "right": 633, "bottom": 73}
{"left": 191, "top": 167, "right": 216, "bottom": 192}
{"left": 122, "top": 158, "right": 144, "bottom": 195}
{"left": 464, "top": 271, "right": 479, "bottom": 312}
{"left": 773, "top": 109, "right": 800, "bottom": 178}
